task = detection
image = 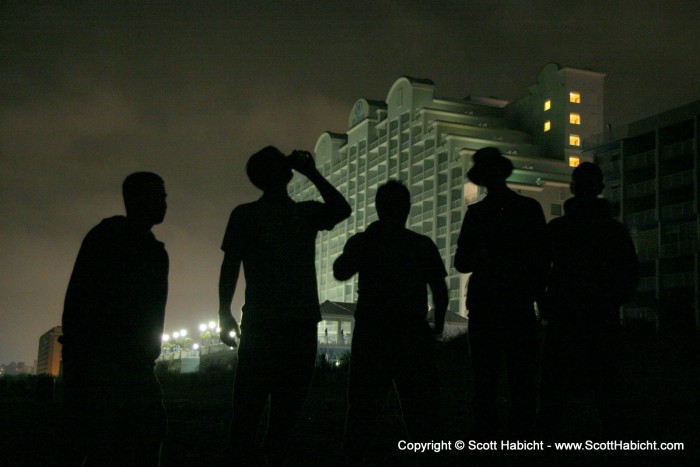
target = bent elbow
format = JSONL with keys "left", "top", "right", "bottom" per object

{"left": 333, "top": 259, "right": 354, "bottom": 281}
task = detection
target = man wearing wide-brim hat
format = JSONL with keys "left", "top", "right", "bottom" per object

{"left": 454, "top": 147, "right": 548, "bottom": 440}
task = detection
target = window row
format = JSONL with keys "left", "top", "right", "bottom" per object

{"left": 543, "top": 92, "right": 581, "bottom": 111}
{"left": 544, "top": 113, "right": 581, "bottom": 132}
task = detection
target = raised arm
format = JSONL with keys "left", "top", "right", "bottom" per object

{"left": 333, "top": 234, "right": 362, "bottom": 281}
{"left": 292, "top": 151, "right": 351, "bottom": 228}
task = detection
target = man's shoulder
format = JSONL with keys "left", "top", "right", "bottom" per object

{"left": 231, "top": 199, "right": 262, "bottom": 214}
{"left": 84, "top": 216, "right": 127, "bottom": 241}
{"left": 547, "top": 215, "right": 567, "bottom": 229}
{"left": 405, "top": 228, "right": 435, "bottom": 245}
{"left": 398, "top": 229, "right": 440, "bottom": 256}
{"left": 512, "top": 192, "right": 542, "bottom": 209}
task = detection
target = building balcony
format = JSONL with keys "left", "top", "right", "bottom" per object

{"left": 624, "top": 150, "right": 656, "bottom": 171}
{"left": 660, "top": 139, "right": 694, "bottom": 161}
{"left": 661, "top": 201, "right": 695, "bottom": 221}
{"left": 636, "top": 247, "right": 659, "bottom": 262}
{"left": 662, "top": 240, "right": 697, "bottom": 258}
{"left": 625, "top": 179, "right": 656, "bottom": 199}
{"left": 661, "top": 170, "right": 694, "bottom": 191}
{"left": 662, "top": 271, "right": 695, "bottom": 289}
{"left": 626, "top": 209, "right": 657, "bottom": 227}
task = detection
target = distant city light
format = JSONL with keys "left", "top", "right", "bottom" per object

{"left": 192, "top": 343, "right": 199, "bottom": 350}
{"left": 180, "top": 329, "right": 187, "bottom": 337}
{"left": 208, "top": 321, "right": 216, "bottom": 330}
{"left": 173, "top": 332, "right": 180, "bottom": 339}
{"left": 199, "top": 324, "right": 207, "bottom": 332}
{"left": 162, "top": 334, "right": 170, "bottom": 342}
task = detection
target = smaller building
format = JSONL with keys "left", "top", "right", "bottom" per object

{"left": 584, "top": 100, "right": 700, "bottom": 334}
{"left": 317, "top": 300, "right": 469, "bottom": 362}
{"left": 318, "top": 301, "right": 356, "bottom": 360}
{"left": 0, "top": 361, "right": 35, "bottom": 376}
{"left": 37, "top": 326, "right": 62, "bottom": 376}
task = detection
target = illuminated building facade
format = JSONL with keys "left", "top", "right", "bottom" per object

{"left": 584, "top": 100, "right": 700, "bottom": 332}
{"left": 291, "top": 63, "right": 606, "bottom": 316}
{"left": 36, "top": 326, "right": 62, "bottom": 376}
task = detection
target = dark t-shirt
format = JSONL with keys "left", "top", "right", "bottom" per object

{"left": 336, "top": 221, "right": 447, "bottom": 327}
{"left": 542, "top": 197, "right": 639, "bottom": 324}
{"left": 62, "top": 216, "right": 169, "bottom": 372}
{"left": 221, "top": 194, "right": 338, "bottom": 326}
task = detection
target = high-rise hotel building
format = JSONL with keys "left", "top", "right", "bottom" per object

{"left": 291, "top": 63, "right": 606, "bottom": 316}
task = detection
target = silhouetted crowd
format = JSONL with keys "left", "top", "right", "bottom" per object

{"left": 60, "top": 146, "right": 638, "bottom": 465}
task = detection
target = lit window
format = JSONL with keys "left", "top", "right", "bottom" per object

{"left": 569, "top": 156, "right": 580, "bottom": 167}
{"left": 570, "top": 113, "right": 581, "bottom": 125}
{"left": 569, "top": 135, "right": 581, "bottom": 147}
{"left": 569, "top": 92, "right": 581, "bottom": 103}
{"left": 544, "top": 120, "right": 551, "bottom": 132}
{"left": 544, "top": 99, "right": 551, "bottom": 111}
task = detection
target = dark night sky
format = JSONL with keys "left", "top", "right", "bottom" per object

{"left": 2, "top": 1, "right": 699, "bottom": 364}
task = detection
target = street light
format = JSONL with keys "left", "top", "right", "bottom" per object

{"left": 180, "top": 329, "right": 187, "bottom": 337}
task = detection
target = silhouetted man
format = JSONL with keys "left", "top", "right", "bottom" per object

{"left": 454, "top": 147, "right": 547, "bottom": 439}
{"left": 539, "top": 162, "right": 639, "bottom": 440}
{"left": 218, "top": 146, "right": 350, "bottom": 463}
{"left": 334, "top": 180, "right": 448, "bottom": 462}
{"left": 61, "top": 172, "right": 169, "bottom": 466}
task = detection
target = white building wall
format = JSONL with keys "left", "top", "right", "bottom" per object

{"left": 292, "top": 66, "right": 602, "bottom": 317}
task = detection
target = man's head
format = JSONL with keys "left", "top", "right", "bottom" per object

{"left": 571, "top": 162, "right": 604, "bottom": 198}
{"left": 466, "top": 147, "right": 513, "bottom": 188}
{"left": 375, "top": 180, "right": 411, "bottom": 224}
{"left": 122, "top": 172, "right": 167, "bottom": 227}
{"left": 246, "top": 146, "right": 293, "bottom": 192}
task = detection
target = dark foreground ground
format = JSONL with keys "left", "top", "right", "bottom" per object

{"left": 2, "top": 328, "right": 699, "bottom": 466}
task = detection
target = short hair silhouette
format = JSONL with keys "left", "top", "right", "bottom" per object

{"left": 467, "top": 147, "right": 513, "bottom": 187}
{"left": 375, "top": 180, "right": 411, "bottom": 223}
{"left": 571, "top": 162, "right": 605, "bottom": 198}
{"left": 122, "top": 172, "right": 166, "bottom": 226}
{"left": 246, "top": 146, "right": 292, "bottom": 192}
{"left": 123, "top": 172, "right": 164, "bottom": 208}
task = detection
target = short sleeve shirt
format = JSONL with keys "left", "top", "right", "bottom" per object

{"left": 222, "top": 194, "right": 335, "bottom": 326}
{"left": 341, "top": 222, "right": 447, "bottom": 326}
